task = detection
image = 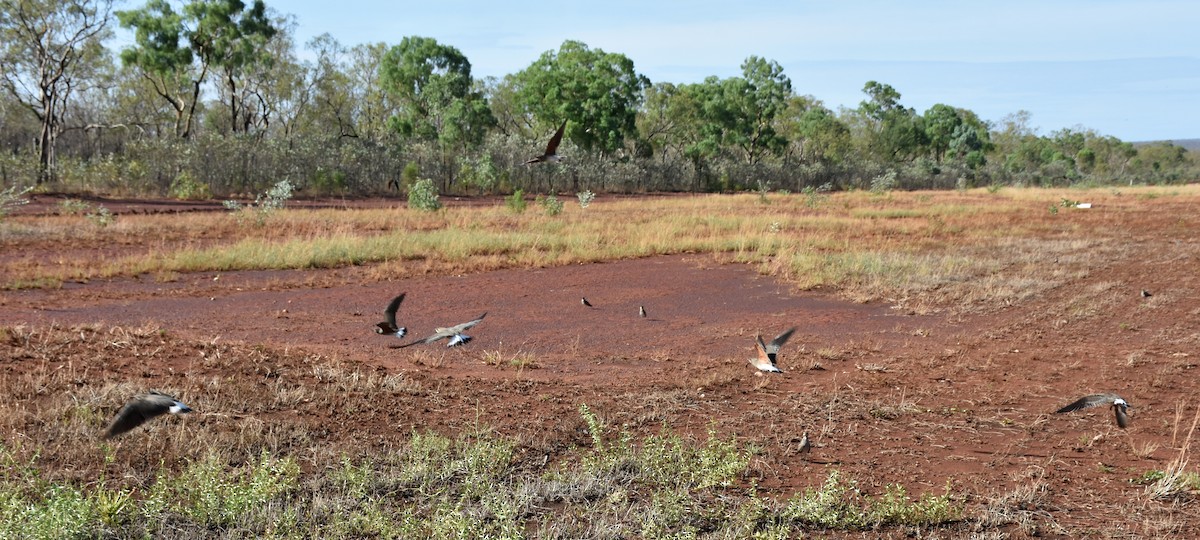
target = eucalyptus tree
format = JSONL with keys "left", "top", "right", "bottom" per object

{"left": 721, "top": 56, "right": 792, "bottom": 165}
{"left": 512, "top": 40, "right": 649, "bottom": 154}
{"left": 117, "top": 0, "right": 277, "bottom": 137}
{"left": 0, "top": 0, "right": 114, "bottom": 182}
{"left": 854, "top": 80, "right": 926, "bottom": 162}
{"left": 380, "top": 36, "right": 494, "bottom": 187}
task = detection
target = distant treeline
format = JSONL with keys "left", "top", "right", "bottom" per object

{"left": 1, "top": 0, "right": 1196, "bottom": 198}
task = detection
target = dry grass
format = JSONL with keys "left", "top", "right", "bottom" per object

{"left": 6, "top": 186, "right": 1196, "bottom": 312}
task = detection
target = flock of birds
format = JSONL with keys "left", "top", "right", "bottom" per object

{"left": 100, "top": 121, "right": 1138, "bottom": 443}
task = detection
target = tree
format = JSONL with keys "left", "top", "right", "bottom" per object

{"left": 120, "top": 0, "right": 278, "bottom": 136}
{"left": 0, "top": 0, "right": 114, "bottom": 182}
{"left": 512, "top": 40, "right": 649, "bottom": 154}
{"left": 380, "top": 36, "right": 492, "bottom": 147}
{"left": 117, "top": 0, "right": 201, "bottom": 137}
{"left": 722, "top": 56, "right": 792, "bottom": 164}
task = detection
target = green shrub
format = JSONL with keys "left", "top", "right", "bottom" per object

{"left": 407, "top": 178, "right": 441, "bottom": 211}
{"left": 85, "top": 206, "right": 115, "bottom": 227}
{"left": 506, "top": 189, "right": 526, "bottom": 214}
{"left": 576, "top": 190, "right": 595, "bottom": 209}
{"left": 169, "top": 171, "right": 211, "bottom": 200}
{"left": 537, "top": 193, "right": 563, "bottom": 216}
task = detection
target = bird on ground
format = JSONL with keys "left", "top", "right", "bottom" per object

{"left": 639, "top": 306, "right": 647, "bottom": 318}
{"left": 581, "top": 297, "right": 592, "bottom": 307}
{"left": 798, "top": 431, "right": 812, "bottom": 454}
{"left": 375, "top": 293, "right": 407, "bottom": 339}
{"left": 403, "top": 312, "right": 487, "bottom": 348}
{"left": 1056, "top": 393, "right": 1131, "bottom": 429}
{"left": 104, "top": 391, "right": 192, "bottom": 439}
{"left": 1141, "top": 289, "right": 1152, "bottom": 298}
{"left": 748, "top": 327, "right": 798, "bottom": 373}
{"left": 525, "top": 120, "right": 567, "bottom": 164}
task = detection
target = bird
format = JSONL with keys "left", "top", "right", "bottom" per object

{"left": 403, "top": 312, "right": 487, "bottom": 348}
{"left": 639, "top": 306, "right": 647, "bottom": 318}
{"left": 374, "top": 293, "right": 407, "bottom": 339}
{"left": 748, "top": 327, "right": 797, "bottom": 373}
{"left": 1141, "top": 289, "right": 1152, "bottom": 298}
{"left": 581, "top": 297, "right": 592, "bottom": 307}
{"left": 1056, "top": 393, "right": 1131, "bottom": 429}
{"left": 798, "top": 431, "right": 812, "bottom": 454}
{"left": 104, "top": 391, "right": 192, "bottom": 439}
{"left": 525, "top": 120, "right": 567, "bottom": 164}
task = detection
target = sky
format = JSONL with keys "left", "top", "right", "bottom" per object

{"left": 272, "top": 0, "right": 1200, "bottom": 142}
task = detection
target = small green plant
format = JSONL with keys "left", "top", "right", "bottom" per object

{"left": 223, "top": 180, "right": 294, "bottom": 225}
{"left": 537, "top": 193, "right": 563, "bottom": 216}
{"left": 1048, "top": 204, "right": 1059, "bottom": 215}
{"left": 58, "top": 198, "right": 90, "bottom": 215}
{"left": 756, "top": 178, "right": 773, "bottom": 203}
{"left": 505, "top": 189, "right": 526, "bottom": 214}
{"left": 870, "top": 170, "right": 898, "bottom": 195}
{"left": 169, "top": 171, "right": 211, "bottom": 200}
{"left": 85, "top": 205, "right": 115, "bottom": 227}
{"left": 576, "top": 190, "right": 595, "bottom": 209}
{"left": 802, "top": 182, "right": 832, "bottom": 208}
{"left": 406, "top": 178, "right": 441, "bottom": 211}
{"left": 0, "top": 185, "right": 32, "bottom": 220}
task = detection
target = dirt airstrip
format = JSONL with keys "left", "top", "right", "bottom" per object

{"left": 2, "top": 193, "right": 1199, "bottom": 537}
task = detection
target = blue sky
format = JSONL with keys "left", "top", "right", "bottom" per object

{"left": 274, "top": 0, "right": 1199, "bottom": 141}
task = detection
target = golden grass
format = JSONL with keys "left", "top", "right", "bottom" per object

{"left": 4, "top": 185, "right": 1198, "bottom": 311}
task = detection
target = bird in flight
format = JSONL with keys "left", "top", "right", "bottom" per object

{"left": 104, "top": 391, "right": 192, "bottom": 439}
{"left": 748, "top": 327, "right": 797, "bottom": 373}
{"left": 403, "top": 312, "right": 487, "bottom": 348}
{"left": 525, "top": 120, "right": 567, "bottom": 164}
{"left": 1141, "top": 289, "right": 1152, "bottom": 298}
{"left": 375, "top": 293, "right": 407, "bottom": 339}
{"left": 1056, "top": 393, "right": 1132, "bottom": 429}
{"left": 581, "top": 297, "right": 592, "bottom": 307}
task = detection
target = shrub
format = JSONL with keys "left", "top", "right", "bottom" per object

{"left": 576, "top": 190, "right": 595, "bottom": 209}
{"left": 85, "top": 206, "right": 115, "bottom": 227}
{"left": 0, "top": 185, "right": 32, "bottom": 220}
{"left": 169, "top": 171, "right": 211, "bottom": 200}
{"left": 537, "top": 193, "right": 563, "bottom": 216}
{"left": 223, "top": 180, "right": 294, "bottom": 225}
{"left": 506, "top": 189, "right": 526, "bottom": 214}
{"left": 407, "top": 178, "right": 441, "bottom": 211}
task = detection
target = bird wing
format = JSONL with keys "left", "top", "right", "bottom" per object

{"left": 767, "top": 327, "right": 797, "bottom": 354}
{"left": 448, "top": 312, "right": 487, "bottom": 334}
{"left": 544, "top": 120, "right": 567, "bottom": 155}
{"left": 383, "top": 293, "right": 405, "bottom": 328}
{"left": 1056, "top": 393, "right": 1122, "bottom": 413}
{"left": 105, "top": 393, "right": 172, "bottom": 439}
{"left": 755, "top": 335, "right": 773, "bottom": 364}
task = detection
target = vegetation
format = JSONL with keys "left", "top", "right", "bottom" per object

{"left": 0, "top": 1, "right": 1193, "bottom": 197}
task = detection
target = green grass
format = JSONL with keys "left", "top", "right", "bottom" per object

{"left": 0, "top": 407, "right": 963, "bottom": 539}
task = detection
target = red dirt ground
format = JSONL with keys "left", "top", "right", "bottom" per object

{"left": 2, "top": 194, "right": 1199, "bottom": 536}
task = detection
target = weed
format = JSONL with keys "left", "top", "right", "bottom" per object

{"left": 58, "top": 198, "right": 90, "bottom": 215}
{"left": 537, "top": 193, "right": 564, "bottom": 216}
{"left": 0, "top": 185, "right": 32, "bottom": 220}
{"left": 224, "top": 180, "right": 294, "bottom": 225}
{"left": 506, "top": 189, "right": 527, "bottom": 214}
{"left": 577, "top": 189, "right": 595, "bottom": 209}
{"left": 85, "top": 205, "right": 115, "bottom": 227}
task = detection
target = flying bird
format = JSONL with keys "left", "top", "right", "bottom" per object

{"left": 375, "top": 293, "right": 407, "bottom": 339}
{"left": 525, "top": 120, "right": 567, "bottom": 164}
{"left": 403, "top": 312, "right": 487, "bottom": 348}
{"left": 1141, "top": 289, "right": 1152, "bottom": 298}
{"left": 104, "top": 391, "right": 192, "bottom": 439}
{"left": 1056, "top": 393, "right": 1131, "bottom": 429}
{"left": 639, "top": 306, "right": 647, "bottom": 318}
{"left": 581, "top": 297, "right": 592, "bottom": 307}
{"left": 748, "top": 327, "right": 797, "bottom": 373}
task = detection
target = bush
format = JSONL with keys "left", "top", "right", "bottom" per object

{"left": 576, "top": 190, "right": 595, "bottom": 209}
{"left": 407, "top": 178, "right": 441, "bottom": 211}
{"left": 537, "top": 193, "right": 563, "bottom": 216}
{"left": 169, "top": 171, "right": 211, "bottom": 200}
{"left": 0, "top": 185, "right": 32, "bottom": 220}
{"left": 505, "top": 189, "right": 526, "bottom": 214}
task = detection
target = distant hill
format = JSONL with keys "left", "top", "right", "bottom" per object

{"left": 1133, "top": 138, "right": 1200, "bottom": 151}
